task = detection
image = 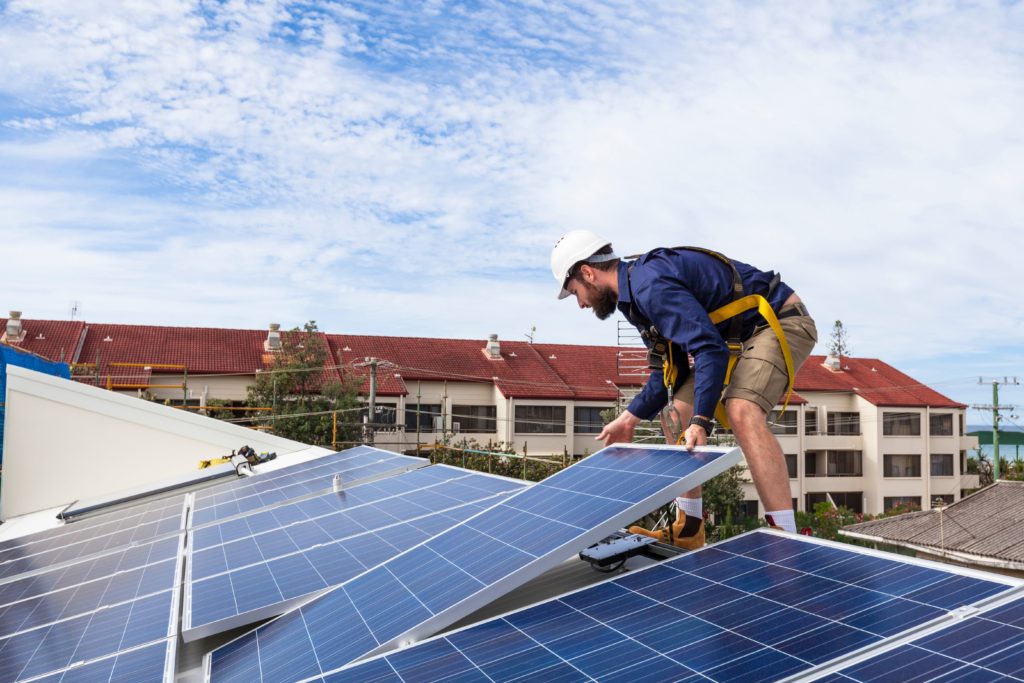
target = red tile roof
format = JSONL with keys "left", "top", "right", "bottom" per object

{"left": 0, "top": 318, "right": 964, "bottom": 408}
{"left": 794, "top": 356, "right": 964, "bottom": 408}
{"left": 0, "top": 318, "right": 85, "bottom": 364}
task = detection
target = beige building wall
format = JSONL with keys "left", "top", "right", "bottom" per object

{"left": 743, "top": 396, "right": 977, "bottom": 517}
{"left": 1, "top": 366, "right": 315, "bottom": 519}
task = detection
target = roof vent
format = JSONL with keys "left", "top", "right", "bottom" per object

{"left": 5, "top": 311, "right": 25, "bottom": 343}
{"left": 265, "top": 323, "right": 282, "bottom": 351}
{"left": 103, "top": 335, "right": 113, "bottom": 342}
{"left": 485, "top": 334, "right": 501, "bottom": 360}
{"left": 823, "top": 354, "right": 842, "bottom": 372}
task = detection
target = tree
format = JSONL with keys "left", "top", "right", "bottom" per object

{"left": 247, "top": 321, "right": 361, "bottom": 446}
{"left": 827, "top": 320, "right": 852, "bottom": 358}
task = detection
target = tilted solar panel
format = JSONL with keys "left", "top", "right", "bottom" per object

{"left": 0, "top": 532, "right": 184, "bottom": 682}
{"left": 22, "top": 639, "right": 175, "bottom": 683}
{"left": 330, "top": 530, "right": 1020, "bottom": 683}
{"left": 817, "top": 591, "right": 1024, "bottom": 682}
{"left": 183, "top": 466, "right": 526, "bottom": 640}
{"left": 190, "top": 447, "right": 427, "bottom": 527}
{"left": 0, "top": 497, "right": 187, "bottom": 582}
{"left": 0, "top": 494, "right": 186, "bottom": 559}
{"left": 205, "top": 444, "right": 743, "bottom": 682}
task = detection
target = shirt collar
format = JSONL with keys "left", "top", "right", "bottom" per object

{"left": 616, "top": 260, "right": 633, "bottom": 308}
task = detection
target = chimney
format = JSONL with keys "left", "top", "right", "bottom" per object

{"left": 485, "top": 333, "right": 501, "bottom": 360}
{"left": 5, "top": 311, "right": 25, "bottom": 343}
{"left": 265, "top": 323, "right": 282, "bottom": 351}
{"left": 823, "top": 354, "right": 841, "bottom": 372}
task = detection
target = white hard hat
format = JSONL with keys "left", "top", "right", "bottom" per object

{"left": 550, "top": 230, "right": 615, "bottom": 299}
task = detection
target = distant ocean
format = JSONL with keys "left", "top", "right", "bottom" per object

{"left": 967, "top": 424, "right": 1024, "bottom": 463}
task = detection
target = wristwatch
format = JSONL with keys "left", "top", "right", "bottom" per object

{"left": 688, "top": 415, "right": 715, "bottom": 436}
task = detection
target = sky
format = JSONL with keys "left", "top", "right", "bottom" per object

{"left": 0, "top": 0, "right": 1022, "bottom": 415}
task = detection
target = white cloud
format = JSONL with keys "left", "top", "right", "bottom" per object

{"left": 0, "top": 0, "right": 1022, "bottom": 409}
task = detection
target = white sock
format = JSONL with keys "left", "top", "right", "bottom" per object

{"left": 675, "top": 496, "right": 702, "bottom": 519}
{"left": 766, "top": 509, "right": 796, "bottom": 533}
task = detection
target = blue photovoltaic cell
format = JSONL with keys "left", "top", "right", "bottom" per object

{"left": 0, "top": 495, "right": 185, "bottom": 578}
{"left": 0, "top": 557, "right": 176, "bottom": 636}
{"left": 190, "top": 447, "right": 427, "bottom": 526}
{"left": 0, "top": 506, "right": 186, "bottom": 583}
{"left": 208, "top": 444, "right": 742, "bottom": 682}
{"left": 828, "top": 595, "right": 1024, "bottom": 682}
{"left": 25, "top": 639, "right": 172, "bottom": 683}
{"left": 185, "top": 466, "right": 525, "bottom": 639}
{"left": 0, "top": 589, "right": 175, "bottom": 681}
{"left": 0, "top": 495, "right": 186, "bottom": 557}
{"left": 0, "top": 535, "right": 180, "bottom": 609}
{"left": 331, "top": 530, "right": 1018, "bottom": 683}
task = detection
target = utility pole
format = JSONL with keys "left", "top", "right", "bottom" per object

{"left": 354, "top": 357, "right": 382, "bottom": 445}
{"left": 972, "top": 377, "right": 1019, "bottom": 481}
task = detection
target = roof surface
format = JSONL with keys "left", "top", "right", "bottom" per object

{"left": 1, "top": 318, "right": 966, "bottom": 406}
{"left": 842, "top": 481, "right": 1024, "bottom": 564}
{"left": 794, "top": 355, "right": 966, "bottom": 408}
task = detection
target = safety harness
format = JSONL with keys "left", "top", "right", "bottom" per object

{"left": 624, "top": 246, "right": 797, "bottom": 439}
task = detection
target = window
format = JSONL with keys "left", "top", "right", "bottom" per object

{"left": 515, "top": 405, "right": 566, "bottom": 434}
{"left": 574, "top": 406, "right": 607, "bottom": 434}
{"left": 960, "top": 450, "right": 967, "bottom": 472}
{"left": 830, "top": 492, "right": 863, "bottom": 513}
{"left": 452, "top": 405, "right": 496, "bottom": 433}
{"left": 805, "top": 408, "right": 818, "bottom": 435}
{"left": 361, "top": 402, "right": 396, "bottom": 426}
{"left": 930, "top": 453, "right": 954, "bottom": 477}
{"left": 739, "top": 500, "right": 759, "bottom": 519}
{"left": 805, "top": 451, "right": 819, "bottom": 477}
{"left": 884, "top": 412, "right": 921, "bottom": 436}
{"left": 785, "top": 454, "right": 798, "bottom": 479}
{"left": 884, "top": 496, "right": 921, "bottom": 513}
{"left": 827, "top": 451, "right": 862, "bottom": 476}
{"left": 405, "top": 404, "right": 441, "bottom": 432}
{"left": 768, "top": 410, "right": 797, "bottom": 435}
{"left": 805, "top": 492, "right": 863, "bottom": 513}
{"left": 959, "top": 413, "right": 965, "bottom": 436}
{"left": 884, "top": 453, "right": 921, "bottom": 477}
{"left": 930, "top": 413, "right": 953, "bottom": 436}
{"left": 827, "top": 411, "right": 860, "bottom": 435}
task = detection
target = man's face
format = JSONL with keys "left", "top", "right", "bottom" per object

{"left": 567, "top": 271, "right": 617, "bottom": 320}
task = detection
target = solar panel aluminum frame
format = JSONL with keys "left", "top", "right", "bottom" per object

{"left": 0, "top": 494, "right": 189, "bottom": 586}
{"left": 186, "top": 452, "right": 429, "bottom": 530}
{"left": 181, "top": 468, "right": 527, "bottom": 642}
{"left": 203, "top": 444, "right": 743, "bottom": 680}
{"left": 325, "top": 527, "right": 1024, "bottom": 683}
{"left": 782, "top": 581, "right": 1024, "bottom": 681}
{"left": 19, "top": 637, "right": 178, "bottom": 683}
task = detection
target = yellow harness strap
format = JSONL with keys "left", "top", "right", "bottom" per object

{"left": 706, "top": 294, "right": 795, "bottom": 430}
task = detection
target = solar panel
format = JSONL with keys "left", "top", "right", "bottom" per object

{"left": 0, "top": 535, "right": 180, "bottom": 609}
{"left": 190, "top": 446, "right": 427, "bottom": 526}
{"left": 817, "top": 591, "right": 1024, "bottom": 682}
{"left": 0, "top": 532, "right": 183, "bottom": 682}
{"left": 183, "top": 466, "right": 526, "bottom": 640}
{"left": 23, "top": 639, "right": 175, "bottom": 683}
{"left": 0, "top": 496, "right": 188, "bottom": 582}
{"left": 205, "top": 443, "right": 743, "bottom": 682}
{"left": 0, "top": 493, "right": 186, "bottom": 557}
{"left": 329, "top": 530, "right": 1021, "bottom": 683}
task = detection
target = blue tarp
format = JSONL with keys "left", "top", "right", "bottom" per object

{"left": 0, "top": 345, "right": 71, "bottom": 465}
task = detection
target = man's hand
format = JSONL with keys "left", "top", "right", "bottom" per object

{"left": 596, "top": 410, "right": 640, "bottom": 447}
{"left": 683, "top": 423, "right": 708, "bottom": 451}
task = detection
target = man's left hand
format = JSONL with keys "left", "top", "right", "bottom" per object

{"left": 683, "top": 423, "right": 708, "bottom": 450}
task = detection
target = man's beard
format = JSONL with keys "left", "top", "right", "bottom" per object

{"left": 583, "top": 280, "right": 618, "bottom": 320}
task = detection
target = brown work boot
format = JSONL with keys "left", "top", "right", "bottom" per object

{"left": 629, "top": 510, "right": 705, "bottom": 550}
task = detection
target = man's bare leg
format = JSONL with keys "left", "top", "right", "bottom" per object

{"left": 725, "top": 397, "right": 794, "bottom": 529}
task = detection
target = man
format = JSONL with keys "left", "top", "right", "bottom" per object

{"left": 550, "top": 230, "right": 817, "bottom": 548}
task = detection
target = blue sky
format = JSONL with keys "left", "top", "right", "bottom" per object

{"left": 1, "top": 0, "right": 1022, "bottom": 412}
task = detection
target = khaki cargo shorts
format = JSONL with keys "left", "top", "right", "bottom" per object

{"left": 673, "top": 305, "right": 818, "bottom": 415}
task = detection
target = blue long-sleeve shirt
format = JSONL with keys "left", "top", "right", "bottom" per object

{"left": 618, "top": 248, "right": 795, "bottom": 421}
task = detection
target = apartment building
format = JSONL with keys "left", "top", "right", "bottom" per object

{"left": 2, "top": 312, "right": 977, "bottom": 515}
